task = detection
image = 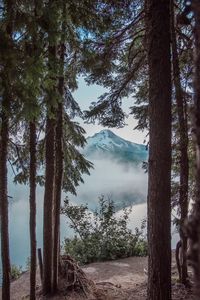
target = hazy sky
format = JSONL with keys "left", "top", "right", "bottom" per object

{"left": 73, "top": 77, "right": 147, "bottom": 144}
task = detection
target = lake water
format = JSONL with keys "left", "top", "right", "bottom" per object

{"left": 0, "top": 164, "right": 179, "bottom": 278}
{"left": 0, "top": 188, "right": 179, "bottom": 275}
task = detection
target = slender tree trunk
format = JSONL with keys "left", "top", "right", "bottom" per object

{"left": 52, "top": 97, "right": 64, "bottom": 292}
{"left": 29, "top": 0, "right": 40, "bottom": 295}
{"left": 0, "top": 98, "right": 11, "bottom": 300}
{"left": 52, "top": 38, "right": 65, "bottom": 291}
{"left": 42, "top": 0, "right": 58, "bottom": 292}
{"left": 29, "top": 121, "right": 37, "bottom": 300}
{"left": 43, "top": 115, "right": 55, "bottom": 294}
{"left": 171, "top": 0, "right": 189, "bottom": 285}
{"left": 0, "top": 2, "right": 14, "bottom": 298}
{"left": 188, "top": 1, "right": 200, "bottom": 298}
{"left": 175, "top": 240, "right": 182, "bottom": 281}
{"left": 42, "top": 38, "right": 57, "bottom": 294}
{"left": 146, "top": 0, "right": 172, "bottom": 299}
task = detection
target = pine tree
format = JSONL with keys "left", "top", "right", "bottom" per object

{"left": 0, "top": 1, "right": 14, "bottom": 298}
{"left": 0, "top": 93, "right": 11, "bottom": 300}
{"left": 42, "top": 1, "right": 59, "bottom": 293}
{"left": 171, "top": 0, "right": 189, "bottom": 285}
{"left": 187, "top": 0, "right": 200, "bottom": 297}
{"left": 0, "top": 1, "right": 95, "bottom": 297}
{"left": 146, "top": 0, "right": 172, "bottom": 299}
{"left": 52, "top": 5, "right": 65, "bottom": 291}
{"left": 29, "top": 120, "right": 37, "bottom": 300}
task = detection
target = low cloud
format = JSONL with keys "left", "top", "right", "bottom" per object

{"left": 71, "top": 158, "right": 148, "bottom": 210}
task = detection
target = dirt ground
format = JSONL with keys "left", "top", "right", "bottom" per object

{"left": 0, "top": 255, "right": 195, "bottom": 300}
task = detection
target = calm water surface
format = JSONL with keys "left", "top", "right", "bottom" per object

{"left": 0, "top": 170, "right": 179, "bottom": 278}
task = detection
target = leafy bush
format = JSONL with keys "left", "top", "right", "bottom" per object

{"left": 62, "top": 196, "right": 147, "bottom": 264}
{"left": 10, "top": 264, "right": 23, "bottom": 280}
{"left": 26, "top": 257, "right": 31, "bottom": 270}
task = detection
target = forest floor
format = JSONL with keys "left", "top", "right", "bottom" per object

{"left": 1, "top": 254, "right": 194, "bottom": 300}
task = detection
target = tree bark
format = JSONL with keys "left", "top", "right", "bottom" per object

{"left": 29, "top": 121, "right": 37, "bottom": 300}
{"left": 52, "top": 40, "right": 65, "bottom": 292}
{"left": 38, "top": 248, "right": 43, "bottom": 282}
{"left": 42, "top": 1, "right": 57, "bottom": 293}
{"left": 52, "top": 97, "right": 64, "bottom": 293}
{"left": 171, "top": 0, "right": 189, "bottom": 285}
{"left": 43, "top": 114, "right": 55, "bottom": 294}
{"left": 0, "top": 98, "right": 11, "bottom": 300}
{"left": 146, "top": 0, "right": 172, "bottom": 299}
{"left": 187, "top": 1, "right": 200, "bottom": 298}
{"left": 175, "top": 240, "right": 182, "bottom": 281}
{"left": 0, "top": 1, "right": 13, "bottom": 298}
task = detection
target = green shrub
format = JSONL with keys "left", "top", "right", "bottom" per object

{"left": 62, "top": 195, "right": 147, "bottom": 264}
{"left": 10, "top": 264, "right": 23, "bottom": 280}
{"left": 26, "top": 257, "right": 31, "bottom": 270}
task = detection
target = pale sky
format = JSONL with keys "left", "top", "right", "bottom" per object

{"left": 73, "top": 77, "right": 147, "bottom": 144}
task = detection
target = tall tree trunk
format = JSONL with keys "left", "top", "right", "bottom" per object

{"left": 42, "top": 0, "right": 58, "bottom": 291}
{"left": 0, "top": 98, "right": 11, "bottom": 300}
{"left": 0, "top": 2, "right": 13, "bottom": 298}
{"left": 188, "top": 1, "right": 200, "bottom": 298}
{"left": 43, "top": 114, "right": 55, "bottom": 294}
{"left": 29, "top": 121, "right": 37, "bottom": 300}
{"left": 52, "top": 94, "right": 64, "bottom": 293}
{"left": 146, "top": 0, "right": 172, "bottom": 299}
{"left": 171, "top": 0, "right": 189, "bottom": 285}
{"left": 42, "top": 38, "right": 57, "bottom": 294}
{"left": 52, "top": 37, "right": 65, "bottom": 291}
{"left": 29, "top": 1, "right": 39, "bottom": 298}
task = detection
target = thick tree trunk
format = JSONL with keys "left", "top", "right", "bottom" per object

{"left": 146, "top": 1, "right": 172, "bottom": 299}
{"left": 171, "top": 0, "right": 189, "bottom": 285}
{"left": 52, "top": 40, "right": 65, "bottom": 292}
{"left": 29, "top": 121, "right": 37, "bottom": 300}
{"left": 0, "top": 98, "right": 11, "bottom": 300}
{"left": 187, "top": 1, "right": 200, "bottom": 298}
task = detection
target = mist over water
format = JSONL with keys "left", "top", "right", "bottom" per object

{"left": 71, "top": 158, "right": 148, "bottom": 209}
{"left": 0, "top": 157, "right": 179, "bottom": 277}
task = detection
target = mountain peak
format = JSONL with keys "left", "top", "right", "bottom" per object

{"left": 84, "top": 130, "right": 148, "bottom": 164}
{"left": 94, "top": 129, "right": 116, "bottom": 138}
{"left": 99, "top": 129, "right": 115, "bottom": 134}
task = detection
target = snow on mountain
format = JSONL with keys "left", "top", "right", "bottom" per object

{"left": 83, "top": 129, "right": 148, "bottom": 164}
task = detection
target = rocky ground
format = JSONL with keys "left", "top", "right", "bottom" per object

{"left": 0, "top": 255, "right": 194, "bottom": 300}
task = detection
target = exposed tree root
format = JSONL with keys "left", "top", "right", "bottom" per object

{"left": 59, "top": 255, "right": 96, "bottom": 297}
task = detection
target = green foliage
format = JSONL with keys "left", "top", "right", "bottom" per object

{"left": 25, "top": 257, "right": 31, "bottom": 271}
{"left": 83, "top": 2, "right": 146, "bottom": 127}
{"left": 9, "top": 258, "right": 31, "bottom": 281}
{"left": 62, "top": 196, "right": 147, "bottom": 264}
{"left": 10, "top": 264, "right": 23, "bottom": 280}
